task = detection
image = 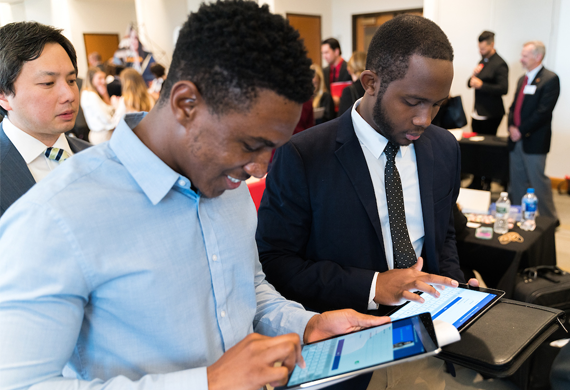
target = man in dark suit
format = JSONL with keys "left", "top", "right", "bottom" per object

{"left": 468, "top": 31, "right": 509, "bottom": 135}
{"left": 257, "top": 15, "right": 476, "bottom": 390}
{"left": 321, "top": 38, "right": 351, "bottom": 92}
{"left": 508, "top": 41, "right": 559, "bottom": 221}
{"left": 467, "top": 31, "right": 509, "bottom": 190}
{"left": 0, "top": 22, "right": 90, "bottom": 218}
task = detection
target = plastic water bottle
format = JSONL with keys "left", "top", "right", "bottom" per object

{"left": 521, "top": 188, "right": 538, "bottom": 231}
{"left": 493, "top": 192, "right": 510, "bottom": 234}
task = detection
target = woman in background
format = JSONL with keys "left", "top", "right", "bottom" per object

{"left": 115, "top": 68, "right": 155, "bottom": 118}
{"left": 148, "top": 63, "right": 166, "bottom": 101}
{"left": 80, "top": 67, "right": 121, "bottom": 144}
{"left": 310, "top": 64, "right": 335, "bottom": 125}
{"left": 338, "top": 51, "right": 367, "bottom": 116}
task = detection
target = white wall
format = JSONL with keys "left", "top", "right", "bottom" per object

{"left": 135, "top": 0, "right": 187, "bottom": 69}
{"left": 68, "top": 0, "right": 137, "bottom": 78}
{"left": 549, "top": 0, "right": 570, "bottom": 179}
{"left": 426, "top": 0, "right": 567, "bottom": 178}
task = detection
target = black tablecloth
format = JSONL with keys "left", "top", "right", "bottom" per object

{"left": 459, "top": 136, "right": 509, "bottom": 183}
{"left": 457, "top": 216, "right": 557, "bottom": 298}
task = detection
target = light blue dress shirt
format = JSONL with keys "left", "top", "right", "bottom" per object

{"left": 0, "top": 113, "right": 315, "bottom": 390}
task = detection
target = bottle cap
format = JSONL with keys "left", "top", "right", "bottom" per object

{"left": 500, "top": 192, "right": 508, "bottom": 197}
{"left": 527, "top": 188, "right": 535, "bottom": 193}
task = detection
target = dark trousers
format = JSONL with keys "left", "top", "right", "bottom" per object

{"left": 471, "top": 116, "right": 503, "bottom": 136}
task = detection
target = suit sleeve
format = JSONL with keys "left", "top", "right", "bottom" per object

{"left": 256, "top": 142, "right": 375, "bottom": 313}
{"left": 479, "top": 61, "right": 509, "bottom": 96}
{"left": 436, "top": 140, "right": 465, "bottom": 282}
{"left": 518, "top": 75, "right": 560, "bottom": 136}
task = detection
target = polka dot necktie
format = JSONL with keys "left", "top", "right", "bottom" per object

{"left": 384, "top": 142, "right": 417, "bottom": 269}
{"left": 44, "top": 147, "right": 70, "bottom": 163}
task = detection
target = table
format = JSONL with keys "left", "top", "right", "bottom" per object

{"left": 457, "top": 216, "right": 557, "bottom": 298}
{"left": 459, "top": 136, "right": 509, "bottom": 184}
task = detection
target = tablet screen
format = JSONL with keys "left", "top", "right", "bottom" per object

{"left": 389, "top": 285, "right": 503, "bottom": 331}
{"left": 284, "top": 314, "right": 437, "bottom": 388}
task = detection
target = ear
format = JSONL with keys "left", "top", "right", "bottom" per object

{"left": 0, "top": 92, "right": 12, "bottom": 113}
{"left": 360, "top": 70, "right": 379, "bottom": 96}
{"left": 169, "top": 80, "right": 202, "bottom": 127}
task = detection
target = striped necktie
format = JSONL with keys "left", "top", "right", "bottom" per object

{"left": 45, "top": 147, "right": 70, "bottom": 163}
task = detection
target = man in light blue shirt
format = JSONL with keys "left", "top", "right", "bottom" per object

{"left": 0, "top": 2, "right": 387, "bottom": 390}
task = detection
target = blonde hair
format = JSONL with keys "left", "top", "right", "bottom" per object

{"left": 83, "top": 67, "right": 107, "bottom": 99}
{"left": 310, "top": 64, "right": 327, "bottom": 109}
{"left": 120, "top": 68, "right": 154, "bottom": 112}
{"left": 347, "top": 51, "right": 367, "bottom": 78}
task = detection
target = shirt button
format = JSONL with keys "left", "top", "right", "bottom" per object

{"left": 221, "top": 311, "right": 226, "bottom": 317}
{"left": 212, "top": 255, "right": 218, "bottom": 261}
{"left": 178, "top": 179, "right": 186, "bottom": 186}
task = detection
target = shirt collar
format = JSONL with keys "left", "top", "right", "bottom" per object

{"left": 2, "top": 117, "right": 72, "bottom": 164}
{"left": 526, "top": 64, "right": 543, "bottom": 84}
{"left": 110, "top": 113, "right": 182, "bottom": 205}
{"left": 350, "top": 98, "right": 410, "bottom": 159}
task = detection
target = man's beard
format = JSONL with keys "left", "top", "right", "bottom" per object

{"left": 372, "top": 93, "right": 398, "bottom": 145}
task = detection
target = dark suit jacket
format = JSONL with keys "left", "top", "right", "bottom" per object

{"left": 256, "top": 109, "right": 464, "bottom": 315}
{"left": 507, "top": 67, "right": 560, "bottom": 154}
{"left": 323, "top": 60, "right": 351, "bottom": 91}
{"left": 0, "top": 123, "right": 91, "bottom": 217}
{"left": 468, "top": 52, "right": 509, "bottom": 118}
{"left": 338, "top": 79, "right": 365, "bottom": 116}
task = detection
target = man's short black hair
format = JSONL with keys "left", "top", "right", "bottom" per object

{"left": 160, "top": 0, "right": 313, "bottom": 115}
{"left": 150, "top": 63, "right": 166, "bottom": 79}
{"left": 366, "top": 14, "right": 454, "bottom": 96}
{"left": 478, "top": 31, "right": 495, "bottom": 44}
{"left": 0, "top": 22, "right": 78, "bottom": 116}
{"left": 321, "top": 38, "right": 342, "bottom": 55}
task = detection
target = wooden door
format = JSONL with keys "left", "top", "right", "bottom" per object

{"left": 287, "top": 14, "right": 321, "bottom": 66}
{"left": 353, "top": 9, "right": 423, "bottom": 52}
{"left": 83, "top": 33, "right": 120, "bottom": 65}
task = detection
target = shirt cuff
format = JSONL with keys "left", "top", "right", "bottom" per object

{"left": 368, "top": 272, "right": 379, "bottom": 310}
{"left": 164, "top": 366, "right": 208, "bottom": 390}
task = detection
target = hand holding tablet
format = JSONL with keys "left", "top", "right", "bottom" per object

{"left": 277, "top": 313, "right": 441, "bottom": 389}
{"left": 388, "top": 284, "right": 505, "bottom": 332}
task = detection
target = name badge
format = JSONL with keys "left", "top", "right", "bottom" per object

{"left": 524, "top": 85, "right": 537, "bottom": 95}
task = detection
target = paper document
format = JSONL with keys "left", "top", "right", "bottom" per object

{"left": 434, "top": 320, "right": 461, "bottom": 347}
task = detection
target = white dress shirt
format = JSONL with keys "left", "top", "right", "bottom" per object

{"left": 2, "top": 117, "right": 73, "bottom": 182}
{"left": 350, "top": 99, "right": 425, "bottom": 309}
{"left": 80, "top": 90, "right": 122, "bottom": 144}
{"left": 526, "top": 64, "right": 543, "bottom": 84}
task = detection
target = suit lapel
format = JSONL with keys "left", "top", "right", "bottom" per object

{"left": 414, "top": 133, "right": 436, "bottom": 263}
{"left": 0, "top": 124, "right": 36, "bottom": 213}
{"left": 334, "top": 111, "right": 385, "bottom": 254}
{"left": 67, "top": 135, "right": 90, "bottom": 153}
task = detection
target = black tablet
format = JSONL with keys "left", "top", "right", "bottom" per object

{"left": 388, "top": 284, "right": 505, "bottom": 332}
{"left": 276, "top": 313, "right": 440, "bottom": 390}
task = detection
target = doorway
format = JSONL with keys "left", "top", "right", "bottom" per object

{"left": 83, "top": 33, "right": 120, "bottom": 66}
{"left": 352, "top": 9, "right": 423, "bottom": 52}
{"left": 287, "top": 13, "right": 322, "bottom": 66}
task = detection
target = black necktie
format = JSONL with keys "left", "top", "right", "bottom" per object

{"left": 384, "top": 142, "right": 417, "bottom": 268}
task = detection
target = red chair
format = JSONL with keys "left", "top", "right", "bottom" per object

{"left": 247, "top": 178, "right": 266, "bottom": 211}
